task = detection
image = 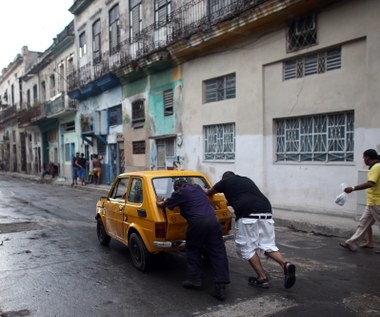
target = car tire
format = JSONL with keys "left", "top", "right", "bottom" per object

{"left": 129, "top": 232, "right": 150, "bottom": 272}
{"left": 97, "top": 218, "right": 111, "bottom": 246}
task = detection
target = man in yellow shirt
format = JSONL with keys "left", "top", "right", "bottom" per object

{"left": 340, "top": 149, "right": 380, "bottom": 252}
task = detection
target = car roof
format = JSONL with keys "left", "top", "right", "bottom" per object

{"left": 117, "top": 170, "right": 208, "bottom": 179}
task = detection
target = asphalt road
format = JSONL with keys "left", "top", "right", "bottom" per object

{"left": 0, "top": 176, "right": 379, "bottom": 317}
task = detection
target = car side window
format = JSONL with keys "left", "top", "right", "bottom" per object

{"left": 111, "top": 177, "right": 129, "bottom": 199}
{"left": 128, "top": 178, "right": 143, "bottom": 203}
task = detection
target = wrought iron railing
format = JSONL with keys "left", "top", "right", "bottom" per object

{"left": 67, "top": 0, "right": 268, "bottom": 91}
{"left": 0, "top": 106, "right": 17, "bottom": 123}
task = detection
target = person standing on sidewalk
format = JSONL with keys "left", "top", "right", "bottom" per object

{"left": 71, "top": 152, "right": 80, "bottom": 186}
{"left": 339, "top": 149, "right": 380, "bottom": 252}
{"left": 157, "top": 179, "right": 230, "bottom": 301}
{"left": 207, "top": 171, "right": 296, "bottom": 289}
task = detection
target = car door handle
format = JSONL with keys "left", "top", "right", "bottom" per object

{"left": 119, "top": 206, "right": 124, "bottom": 211}
{"left": 137, "top": 209, "right": 147, "bottom": 217}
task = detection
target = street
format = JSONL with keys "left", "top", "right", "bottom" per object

{"left": 0, "top": 175, "right": 379, "bottom": 317}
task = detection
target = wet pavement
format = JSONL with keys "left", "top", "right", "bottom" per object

{"left": 0, "top": 173, "right": 380, "bottom": 317}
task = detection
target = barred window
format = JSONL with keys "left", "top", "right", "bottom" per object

{"left": 163, "top": 89, "right": 173, "bottom": 116}
{"left": 204, "top": 123, "right": 235, "bottom": 160}
{"left": 109, "top": 105, "right": 122, "bottom": 126}
{"left": 204, "top": 73, "right": 236, "bottom": 103}
{"left": 283, "top": 48, "right": 341, "bottom": 80}
{"left": 287, "top": 14, "right": 317, "bottom": 52}
{"left": 132, "top": 100, "right": 145, "bottom": 127}
{"left": 132, "top": 141, "right": 146, "bottom": 154}
{"left": 275, "top": 111, "right": 354, "bottom": 162}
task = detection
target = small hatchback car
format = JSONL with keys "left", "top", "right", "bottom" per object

{"left": 96, "top": 170, "right": 233, "bottom": 271}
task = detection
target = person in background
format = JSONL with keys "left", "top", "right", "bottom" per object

{"left": 340, "top": 149, "right": 380, "bottom": 252}
{"left": 207, "top": 171, "right": 296, "bottom": 289}
{"left": 157, "top": 179, "right": 230, "bottom": 301}
{"left": 71, "top": 152, "right": 79, "bottom": 186}
{"left": 76, "top": 153, "right": 87, "bottom": 186}
{"left": 92, "top": 154, "right": 103, "bottom": 185}
{"left": 87, "top": 154, "right": 94, "bottom": 184}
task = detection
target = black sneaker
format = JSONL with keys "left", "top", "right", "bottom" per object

{"left": 182, "top": 279, "right": 202, "bottom": 290}
{"left": 284, "top": 262, "right": 296, "bottom": 289}
{"left": 211, "top": 283, "right": 226, "bottom": 301}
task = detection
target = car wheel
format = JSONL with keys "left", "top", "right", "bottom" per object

{"left": 97, "top": 218, "right": 111, "bottom": 246}
{"left": 129, "top": 232, "right": 150, "bottom": 272}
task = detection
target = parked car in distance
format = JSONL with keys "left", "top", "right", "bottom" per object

{"left": 95, "top": 170, "right": 233, "bottom": 271}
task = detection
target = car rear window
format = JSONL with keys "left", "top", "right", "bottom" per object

{"left": 152, "top": 176, "right": 210, "bottom": 199}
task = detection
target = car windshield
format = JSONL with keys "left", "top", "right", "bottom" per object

{"left": 152, "top": 176, "right": 210, "bottom": 199}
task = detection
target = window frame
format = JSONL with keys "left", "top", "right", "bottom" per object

{"left": 287, "top": 13, "right": 317, "bottom": 52}
{"left": 163, "top": 89, "right": 174, "bottom": 116}
{"left": 79, "top": 31, "right": 87, "bottom": 58}
{"left": 108, "top": 104, "right": 122, "bottom": 126}
{"left": 132, "top": 99, "right": 145, "bottom": 127}
{"left": 92, "top": 19, "right": 102, "bottom": 63}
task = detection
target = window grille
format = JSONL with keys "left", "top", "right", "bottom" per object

{"left": 275, "top": 111, "right": 354, "bottom": 162}
{"left": 132, "top": 141, "right": 146, "bottom": 154}
{"left": 163, "top": 89, "right": 173, "bottom": 116}
{"left": 204, "top": 123, "right": 235, "bottom": 160}
{"left": 204, "top": 73, "right": 236, "bottom": 103}
{"left": 283, "top": 48, "right": 341, "bottom": 80}
{"left": 287, "top": 14, "right": 317, "bottom": 52}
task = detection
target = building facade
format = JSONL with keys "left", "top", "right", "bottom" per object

{"left": 1, "top": 0, "right": 379, "bottom": 219}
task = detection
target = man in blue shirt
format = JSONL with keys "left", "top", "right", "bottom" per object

{"left": 157, "top": 179, "right": 230, "bottom": 300}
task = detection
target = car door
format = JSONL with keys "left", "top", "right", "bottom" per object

{"left": 104, "top": 177, "right": 129, "bottom": 240}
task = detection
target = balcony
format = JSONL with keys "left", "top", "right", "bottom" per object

{"left": 46, "top": 93, "right": 76, "bottom": 118}
{"left": 0, "top": 106, "right": 17, "bottom": 124}
{"left": 67, "top": 0, "right": 339, "bottom": 94}
{"left": 18, "top": 103, "right": 46, "bottom": 127}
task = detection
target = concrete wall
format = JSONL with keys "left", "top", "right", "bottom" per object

{"left": 180, "top": 0, "right": 380, "bottom": 217}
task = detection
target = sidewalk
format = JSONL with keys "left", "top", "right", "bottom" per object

{"left": 1, "top": 171, "right": 379, "bottom": 242}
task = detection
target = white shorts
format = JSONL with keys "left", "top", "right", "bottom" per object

{"left": 235, "top": 216, "right": 279, "bottom": 260}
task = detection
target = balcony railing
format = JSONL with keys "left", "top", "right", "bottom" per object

{"left": 67, "top": 0, "right": 268, "bottom": 91}
{"left": 0, "top": 106, "right": 17, "bottom": 124}
{"left": 18, "top": 103, "right": 46, "bottom": 127}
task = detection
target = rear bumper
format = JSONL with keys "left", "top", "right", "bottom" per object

{"left": 153, "top": 233, "right": 234, "bottom": 249}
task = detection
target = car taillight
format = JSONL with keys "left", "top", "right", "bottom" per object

{"left": 155, "top": 222, "right": 166, "bottom": 238}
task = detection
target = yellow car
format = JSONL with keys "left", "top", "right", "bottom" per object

{"left": 95, "top": 170, "right": 233, "bottom": 271}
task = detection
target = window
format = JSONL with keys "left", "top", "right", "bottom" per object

{"left": 109, "top": 4, "right": 120, "bottom": 54}
{"left": 283, "top": 48, "right": 341, "bottom": 80}
{"left": 50, "top": 74, "right": 55, "bottom": 98}
{"left": 26, "top": 90, "right": 31, "bottom": 107}
{"left": 33, "top": 85, "right": 38, "bottom": 103}
{"left": 287, "top": 14, "right": 317, "bottom": 52}
{"left": 204, "top": 73, "right": 236, "bottom": 103}
{"left": 128, "top": 178, "right": 143, "bottom": 203}
{"left": 41, "top": 81, "right": 46, "bottom": 102}
{"left": 132, "top": 100, "right": 145, "bottom": 127}
{"left": 156, "top": 138, "right": 175, "bottom": 169}
{"left": 276, "top": 111, "right": 354, "bottom": 162}
{"left": 163, "top": 89, "right": 173, "bottom": 116}
{"left": 92, "top": 19, "right": 101, "bottom": 63}
{"left": 132, "top": 141, "right": 146, "bottom": 154}
{"left": 130, "top": 0, "right": 142, "bottom": 43}
{"left": 204, "top": 123, "right": 235, "bottom": 160}
{"left": 79, "top": 32, "right": 87, "bottom": 57}
{"left": 63, "top": 121, "right": 75, "bottom": 132}
{"left": 59, "top": 63, "right": 65, "bottom": 92}
{"left": 109, "top": 105, "right": 122, "bottom": 126}
{"left": 155, "top": 0, "right": 171, "bottom": 28}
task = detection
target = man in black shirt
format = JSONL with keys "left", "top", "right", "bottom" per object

{"left": 207, "top": 171, "right": 296, "bottom": 289}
